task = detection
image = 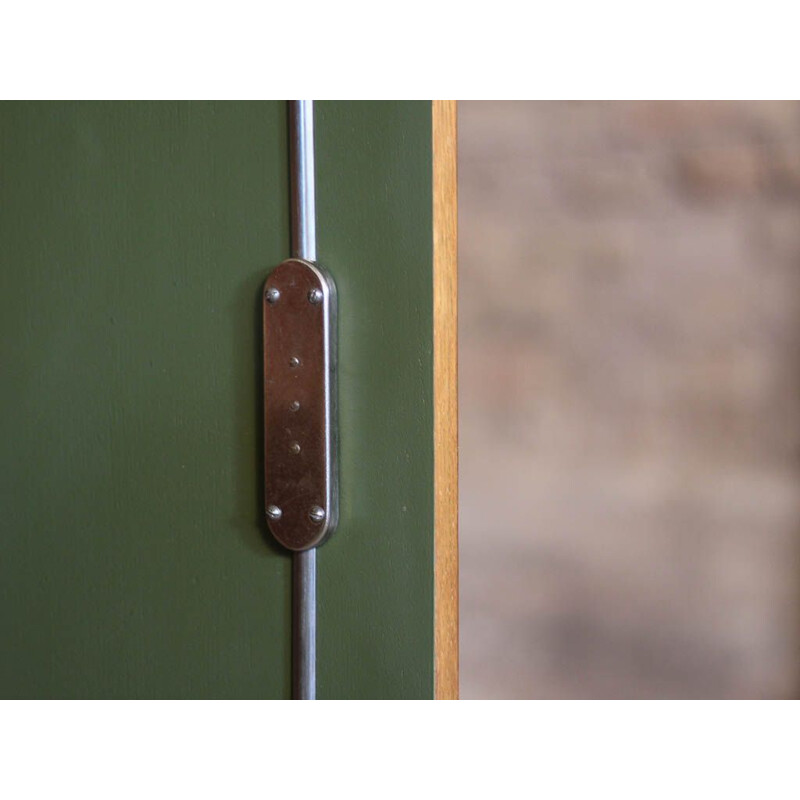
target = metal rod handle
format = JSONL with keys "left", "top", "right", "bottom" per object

{"left": 289, "top": 99, "right": 317, "bottom": 700}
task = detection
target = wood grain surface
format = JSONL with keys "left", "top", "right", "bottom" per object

{"left": 433, "top": 100, "right": 459, "bottom": 699}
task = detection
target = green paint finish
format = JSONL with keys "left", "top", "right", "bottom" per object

{"left": 315, "top": 102, "right": 435, "bottom": 699}
{"left": 0, "top": 101, "right": 435, "bottom": 699}
{"left": 0, "top": 102, "right": 291, "bottom": 698}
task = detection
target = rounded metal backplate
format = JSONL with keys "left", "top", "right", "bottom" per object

{"left": 263, "top": 258, "right": 338, "bottom": 551}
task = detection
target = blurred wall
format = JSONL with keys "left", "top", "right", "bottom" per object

{"left": 459, "top": 101, "right": 800, "bottom": 698}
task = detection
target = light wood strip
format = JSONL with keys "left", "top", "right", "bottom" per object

{"left": 433, "top": 100, "right": 459, "bottom": 699}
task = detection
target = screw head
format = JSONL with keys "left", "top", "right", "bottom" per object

{"left": 289, "top": 441, "right": 301, "bottom": 454}
{"left": 289, "top": 356, "right": 301, "bottom": 368}
{"left": 265, "top": 287, "right": 280, "bottom": 304}
{"left": 290, "top": 400, "right": 300, "bottom": 412}
{"left": 308, "top": 288, "right": 323, "bottom": 305}
{"left": 266, "top": 504, "right": 282, "bottom": 521}
{"left": 309, "top": 506, "right": 325, "bottom": 524}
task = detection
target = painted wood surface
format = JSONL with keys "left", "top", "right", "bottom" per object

{"left": 315, "top": 102, "right": 435, "bottom": 699}
{"left": 0, "top": 101, "right": 439, "bottom": 699}
{"left": 0, "top": 101, "right": 292, "bottom": 698}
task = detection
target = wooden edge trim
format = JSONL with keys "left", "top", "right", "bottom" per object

{"left": 433, "top": 100, "right": 459, "bottom": 699}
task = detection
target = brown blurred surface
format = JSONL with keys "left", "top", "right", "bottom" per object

{"left": 458, "top": 101, "right": 800, "bottom": 698}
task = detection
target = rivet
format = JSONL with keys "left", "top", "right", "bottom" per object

{"left": 290, "top": 400, "right": 300, "bottom": 412}
{"left": 308, "top": 288, "right": 323, "bottom": 305}
{"left": 289, "top": 356, "right": 301, "bottom": 368}
{"left": 290, "top": 441, "right": 301, "bottom": 454}
{"left": 309, "top": 506, "right": 325, "bottom": 523}
{"left": 266, "top": 505, "right": 282, "bottom": 520}
{"left": 265, "top": 287, "right": 280, "bottom": 304}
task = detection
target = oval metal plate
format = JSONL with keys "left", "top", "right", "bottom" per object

{"left": 263, "top": 258, "right": 338, "bottom": 551}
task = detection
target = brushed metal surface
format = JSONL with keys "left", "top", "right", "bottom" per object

{"left": 263, "top": 257, "right": 338, "bottom": 551}
{"left": 289, "top": 99, "right": 319, "bottom": 700}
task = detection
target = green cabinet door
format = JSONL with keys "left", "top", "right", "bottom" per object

{"left": 0, "top": 101, "right": 455, "bottom": 699}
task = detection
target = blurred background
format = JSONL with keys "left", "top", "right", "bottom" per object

{"left": 458, "top": 101, "right": 800, "bottom": 698}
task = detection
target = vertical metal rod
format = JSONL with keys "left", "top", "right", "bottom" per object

{"left": 289, "top": 100, "right": 317, "bottom": 700}
{"left": 293, "top": 549, "right": 316, "bottom": 699}
{"left": 290, "top": 100, "right": 317, "bottom": 263}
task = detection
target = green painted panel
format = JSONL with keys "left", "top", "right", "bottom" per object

{"left": 0, "top": 102, "right": 291, "bottom": 698}
{"left": 0, "top": 101, "right": 435, "bottom": 699}
{"left": 315, "top": 102, "right": 435, "bottom": 699}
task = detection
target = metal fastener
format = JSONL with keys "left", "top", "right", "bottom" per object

{"left": 308, "top": 288, "right": 323, "bottom": 305}
{"left": 266, "top": 504, "right": 282, "bottom": 520}
{"left": 309, "top": 506, "right": 325, "bottom": 523}
{"left": 289, "top": 356, "right": 301, "bottom": 368}
{"left": 265, "top": 287, "right": 281, "bottom": 304}
{"left": 290, "top": 400, "right": 300, "bottom": 412}
{"left": 290, "top": 442, "right": 301, "bottom": 454}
